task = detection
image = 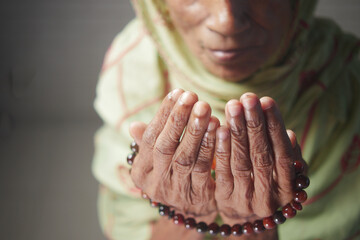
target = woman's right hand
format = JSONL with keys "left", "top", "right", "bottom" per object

{"left": 130, "top": 89, "right": 219, "bottom": 220}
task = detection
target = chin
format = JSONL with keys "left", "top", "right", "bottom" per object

{"left": 206, "top": 63, "right": 260, "bottom": 83}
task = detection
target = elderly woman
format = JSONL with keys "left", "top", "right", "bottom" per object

{"left": 92, "top": 0, "right": 360, "bottom": 239}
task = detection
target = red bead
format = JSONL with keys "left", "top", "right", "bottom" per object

{"left": 196, "top": 222, "right": 208, "bottom": 233}
{"left": 242, "top": 222, "right": 254, "bottom": 235}
{"left": 294, "top": 160, "right": 304, "bottom": 174}
{"left": 290, "top": 200, "right": 303, "bottom": 211}
{"left": 273, "top": 211, "right": 286, "bottom": 225}
{"left": 150, "top": 200, "right": 159, "bottom": 208}
{"left": 263, "top": 216, "right": 276, "bottom": 229}
{"left": 173, "top": 214, "right": 184, "bottom": 225}
{"left": 294, "top": 190, "right": 308, "bottom": 203}
{"left": 295, "top": 175, "right": 310, "bottom": 189}
{"left": 130, "top": 141, "right": 139, "bottom": 153}
{"left": 282, "top": 204, "right": 297, "bottom": 218}
{"left": 219, "top": 224, "right": 231, "bottom": 236}
{"left": 185, "top": 218, "right": 196, "bottom": 229}
{"left": 231, "top": 224, "right": 242, "bottom": 236}
{"left": 253, "top": 220, "right": 265, "bottom": 233}
{"left": 127, "top": 152, "right": 136, "bottom": 165}
{"left": 208, "top": 223, "right": 220, "bottom": 235}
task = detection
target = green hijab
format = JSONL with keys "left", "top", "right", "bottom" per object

{"left": 93, "top": 0, "right": 360, "bottom": 239}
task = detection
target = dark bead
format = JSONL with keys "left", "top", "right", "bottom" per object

{"left": 168, "top": 210, "right": 175, "bottom": 219}
{"left": 196, "top": 222, "right": 208, "bottom": 233}
{"left": 273, "top": 211, "right": 286, "bottom": 225}
{"left": 185, "top": 218, "right": 196, "bottom": 229}
{"left": 127, "top": 152, "right": 136, "bottom": 165}
{"left": 295, "top": 175, "right": 310, "bottom": 189}
{"left": 150, "top": 200, "right": 159, "bottom": 208}
{"left": 294, "top": 160, "right": 304, "bottom": 174}
{"left": 294, "top": 190, "right": 308, "bottom": 203}
{"left": 130, "top": 141, "right": 139, "bottom": 153}
{"left": 219, "top": 224, "right": 231, "bottom": 236}
{"left": 208, "top": 223, "right": 220, "bottom": 235}
{"left": 159, "top": 205, "right": 170, "bottom": 216}
{"left": 242, "top": 222, "right": 254, "bottom": 235}
{"left": 253, "top": 220, "right": 265, "bottom": 233}
{"left": 231, "top": 224, "right": 242, "bottom": 236}
{"left": 290, "top": 200, "right": 303, "bottom": 211}
{"left": 263, "top": 216, "right": 276, "bottom": 229}
{"left": 173, "top": 214, "right": 184, "bottom": 225}
{"left": 282, "top": 204, "right": 297, "bottom": 218}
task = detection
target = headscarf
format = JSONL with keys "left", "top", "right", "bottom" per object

{"left": 93, "top": 0, "right": 360, "bottom": 239}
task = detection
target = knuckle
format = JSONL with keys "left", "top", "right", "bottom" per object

{"left": 232, "top": 140, "right": 249, "bottom": 160}
{"left": 277, "top": 156, "right": 293, "bottom": 170}
{"left": 154, "top": 143, "right": 175, "bottom": 157}
{"left": 267, "top": 121, "right": 283, "bottom": 133}
{"left": 173, "top": 154, "right": 194, "bottom": 175}
{"left": 186, "top": 123, "right": 204, "bottom": 139}
{"left": 193, "top": 158, "right": 211, "bottom": 173}
{"left": 153, "top": 133, "right": 179, "bottom": 157}
{"left": 200, "top": 133, "right": 215, "bottom": 149}
{"left": 231, "top": 167, "right": 252, "bottom": 178}
{"left": 230, "top": 123, "right": 246, "bottom": 139}
{"left": 252, "top": 151, "right": 273, "bottom": 168}
{"left": 171, "top": 111, "right": 188, "bottom": 129}
{"left": 142, "top": 129, "right": 158, "bottom": 148}
{"left": 246, "top": 119, "right": 264, "bottom": 134}
{"left": 215, "top": 148, "right": 231, "bottom": 160}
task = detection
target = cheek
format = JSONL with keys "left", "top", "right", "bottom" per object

{"left": 167, "top": 1, "right": 207, "bottom": 32}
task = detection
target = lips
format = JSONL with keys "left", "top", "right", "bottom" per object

{"left": 205, "top": 46, "right": 258, "bottom": 64}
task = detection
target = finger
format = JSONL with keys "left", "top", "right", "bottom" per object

{"left": 287, "top": 130, "right": 308, "bottom": 174}
{"left": 172, "top": 101, "right": 211, "bottom": 177}
{"left": 260, "top": 97, "right": 294, "bottom": 201}
{"left": 141, "top": 88, "right": 184, "bottom": 150}
{"left": 225, "top": 100, "right": 253, "bottom": 210}
{"left": 131, "top": 89, "right": 183, "bottom": 185}
{"left": 153, "top": 91, "right": 198, "bottom": 177}
{"left": 129, "top": 121, "right": 147, "bottom": 146}
{"left": 241, "top": 93, "right": 274, "bottom": 217}
{"left": 214, "top": 126, "right": 233, "bottom": 200}
{"left": 286, "top": 129, "right": 297, "bottom": 148}
{"left": 191, "top": 116, "right": 219, "bottom": 204}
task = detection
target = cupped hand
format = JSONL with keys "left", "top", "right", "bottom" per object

{"left": 130, "top": 89, "right": 219, "bottom": 219}
{"left": 215, "top": 93, "right": 306, "bottom": 225}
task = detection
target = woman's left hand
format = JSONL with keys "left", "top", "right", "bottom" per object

{"left": 214, "top": 93, "right": 306, "bottom": 225}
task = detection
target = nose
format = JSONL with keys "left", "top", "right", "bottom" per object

{"left": 206, "top": 0, "right": 251, "bottom": 37}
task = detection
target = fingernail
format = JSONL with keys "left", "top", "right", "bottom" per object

{"left": 260, "top": 97, "right": 274, "bottom": 110}
{"left": 207, "top": 120, "right": 217, "bottom": 131}
{"left": 179, "top": 92, "right": 196, "bottom": 105}
{"left": 242, "top": 96, "right": 258, "bottom": 110}
{"left": 217, "top": 128, "right": 229, "bottom": 141}
{"left": 167, "top": 89, "right": 180, "bottom": 99}
{"left": 227, "top": 100, "right": 242, "bottom": 117}
{"left": 194, "top": 102, "right": 208, "bottom": 117}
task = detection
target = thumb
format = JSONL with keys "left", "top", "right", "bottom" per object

{"left": 129, "top": 121, "right": 147, "bottom": 145}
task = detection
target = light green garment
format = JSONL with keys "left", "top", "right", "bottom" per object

{"left": 93, "top": 0, "right": 360, "bottom": 239}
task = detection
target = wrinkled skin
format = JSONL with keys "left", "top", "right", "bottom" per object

{"left": 129, "top": 0, "right": 304, "bottom": 239}
{"left": 130, "top": 90, "right": 306, "bottom": 240}
{"left": 165, "top": 0, "right": 292, "bottom": 82}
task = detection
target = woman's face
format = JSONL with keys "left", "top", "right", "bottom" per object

{"left": 165, "top": 0, "right": 292, "bottom": 82}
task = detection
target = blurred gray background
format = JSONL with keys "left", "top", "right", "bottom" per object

{"left": 0, "top": 1, "right": 359, "bottom": 240}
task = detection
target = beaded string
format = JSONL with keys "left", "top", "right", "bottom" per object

{"left": 127, "top": 141, "right": 310, "bottom": 237}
